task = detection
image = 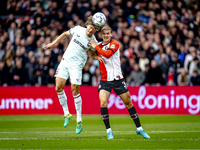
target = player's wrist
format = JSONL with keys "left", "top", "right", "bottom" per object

{"left": 95, "top": 45, "right": 99, "bottom": 49}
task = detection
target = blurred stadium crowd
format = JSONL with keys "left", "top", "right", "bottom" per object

{"left": 0, "top": 0, "right": 200, "bottom": 87}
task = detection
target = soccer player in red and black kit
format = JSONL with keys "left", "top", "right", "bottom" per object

{"left": 89, "top": 26, "right": 150, "bottom": 139}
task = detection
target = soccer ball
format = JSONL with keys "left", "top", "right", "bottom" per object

{"left": 92, "top": 12, "right": 106, "bottom": 26}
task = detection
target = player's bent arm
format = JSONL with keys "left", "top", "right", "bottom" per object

{"left": 95, "top": 46, "right": 115, "bottom": 58}
{"left": 87, "top": 50, "right": 105, "bottom": 64}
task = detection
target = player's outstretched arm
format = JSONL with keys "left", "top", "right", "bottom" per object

{"left": 43, "top": 31, "right": 70, "bottom": 50}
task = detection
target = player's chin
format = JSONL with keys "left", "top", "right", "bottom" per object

{"left": 87, "top": 33, "right": 92, "bottom": 36}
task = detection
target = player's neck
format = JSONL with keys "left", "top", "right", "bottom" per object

{"left": 103, "top": 39, "right": 111, "bottom": 45}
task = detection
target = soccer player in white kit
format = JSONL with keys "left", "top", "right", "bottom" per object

{"left": 43, "top": 16, "right": 104, "bottom": 134}
{"left": 89, "top": 26, "right": 151, "bottom": 139}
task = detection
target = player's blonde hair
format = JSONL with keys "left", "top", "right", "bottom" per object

{"left": 101, "top": 26, "right": 112, "bottom": 33}
{"left": 85, "top": 15, "right": 101, "bottom": 31}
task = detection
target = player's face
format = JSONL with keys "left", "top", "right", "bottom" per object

{"left": 102, "top": 29, "right": 112, "bottom": 44}
{"left": 85, "top": 25, "right": 96, "bottom": 37}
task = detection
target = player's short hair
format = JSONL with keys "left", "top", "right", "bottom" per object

{"left": 85, "top": 16, "right": 101, "bottom": 31}
{"left": 193, "top": 69, "right": 198, "bottom": 74}
{"left": 101, "top": 26, "right": 112, "bottom": 33}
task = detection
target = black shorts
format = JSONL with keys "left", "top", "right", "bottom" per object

{"left": 98, "top": 78, "right": 129, "bottom": 95}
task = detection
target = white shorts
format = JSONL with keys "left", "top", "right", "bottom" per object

{"left": 54, "top": 60, "right": 82, "bottom": 85}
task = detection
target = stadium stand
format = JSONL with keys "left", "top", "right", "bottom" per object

{"left": 0, "top": 0, "right": 199, "bottom": 86}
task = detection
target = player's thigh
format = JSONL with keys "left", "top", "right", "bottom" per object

{"left": 119, "top": 91, "right": 131, "bottom": 103}
{"left": 69, "top": 68, "right": 82, "bottom": 85}
{"left": 98, "top": 80, "right": 112, "bottom": 107}
{"left": 55, "top": 77, "right": 67, "bottom": 92}
{"left": 119, "top": 91, "right": 133, "bottom": 108}
{"left": 99, "top": 90, "right": 110, "bottom": 107}
{"left": 55, "top": 61, "right": 70, "bottom": 81}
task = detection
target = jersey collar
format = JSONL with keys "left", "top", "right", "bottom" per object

{"left": 101, "top": 39, "right": 112, "bottom": 46}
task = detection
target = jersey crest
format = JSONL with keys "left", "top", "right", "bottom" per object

{"left": 105, "top": 46, "right": 108, "bottom": 50}
{"left": 87, "top": 42, "right": 90, "bottom": 47}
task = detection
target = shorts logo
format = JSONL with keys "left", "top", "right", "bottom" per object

{"left": 55, "top": 70, "right": 58, "bottom": 75}
{"left": 110, "top": 44, "right": 115, "bottom": 48}
{"left": 76, "top": 79, "right": 79, "bottom": 81}
{"left": 98, "top": 84, "right": 101, "bottom": 89}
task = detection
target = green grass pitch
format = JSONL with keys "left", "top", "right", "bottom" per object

{"left": 0, "top": 115, "right": 200, "bottom": 149}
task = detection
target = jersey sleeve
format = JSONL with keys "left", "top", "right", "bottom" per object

{"left": 95, "top": 41, "right": 119, "bottom": 58}
{"left": 69, "top": 26, "right": 78, "bottom": 35}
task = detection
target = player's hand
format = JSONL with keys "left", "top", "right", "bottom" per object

{"left": 43, "top": 43, "right": 54, "bottom": 50}
{"left": 86, "top": 50, "right": 93, "bottom": 56}
{"left": 98, "top": 56, "right": 105, "bottom": 64}
{"left": 90, "top": 39, "right": 98, "bottom": 48}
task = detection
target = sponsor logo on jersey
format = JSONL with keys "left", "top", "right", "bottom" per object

{"left": 73, "top": 39, "right": 87, "bottom": 50}
{"left": 77, "top": 34, "right": 80, "bottom": 37}
{"left": 110, "top": 44, "right": 115, "bottom": 48}
{"left": 87, "top": 42, "right": 91, "bottom": 47}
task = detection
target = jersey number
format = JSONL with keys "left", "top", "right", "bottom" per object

{"left": 122, "top": 81, "right": 127, "bottom": 89}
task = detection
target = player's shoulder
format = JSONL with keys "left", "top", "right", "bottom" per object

{"left": 72, "top": 25, "right": 85, "bottom": 31}
{"left": 77, "top": 25, "right": 86, "bottom": 29}
{"left": 109, "top": 39, "right": 119, "bottom": 50}
{"left": 110, "top": 39, "right": 119, "bottom": 46}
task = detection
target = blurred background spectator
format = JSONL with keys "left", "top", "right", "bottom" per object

{"left": 0, "top": 0, "right": 199, "bottom": 87}
{"left": 190, "top": 69, "right": 200, "bottom": 85}
{"left": 177, "top": 68, "right": 190, "bottom": 86}
{"left": 144, "top": 59, "right": 164, "bottom": 86}
{"left": 127, "top": 63, "right": 145, "bottom": 86}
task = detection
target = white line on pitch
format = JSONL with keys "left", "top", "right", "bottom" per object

{"left": 0, "top": 149, "right": 199, "bottom": 150}
{"left": 0, "top": 131, "right": 200, "bottom": 134}
{"left": 0, "top": 138, "right": 199, "bottom": 141}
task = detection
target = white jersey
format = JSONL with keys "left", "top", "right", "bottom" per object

{"left": 62, "top": 26, "right": 97, "bottom": 69}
